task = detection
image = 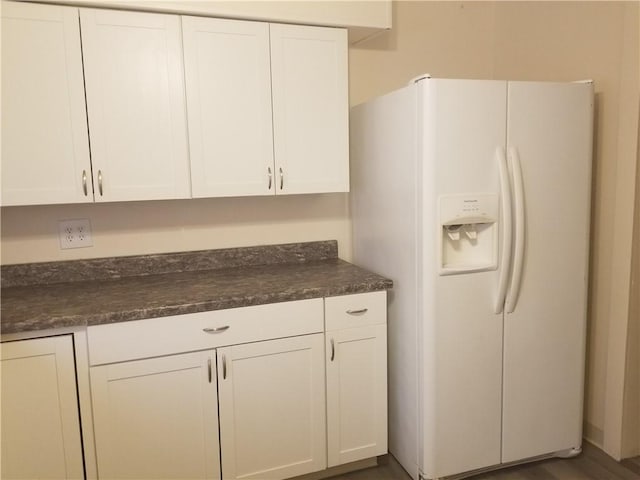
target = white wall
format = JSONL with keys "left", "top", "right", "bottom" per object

{"left": 0, "top": 195, "right": 352, "bottom": 264}
{"left": 622, "top": 104, "right": 640, "bottom": 458}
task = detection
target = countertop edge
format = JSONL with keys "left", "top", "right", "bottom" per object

{"left": 1, "top": 281, "right": 392, "bottom": 336}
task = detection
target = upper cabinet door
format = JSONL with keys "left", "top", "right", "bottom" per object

{"left": 183, "top": 17, "right": 274, "bottom": 198}
{"left": 80, "top": 9, "right": 190, "bottom": 202}
{"left": 270, "top": 24, "right": 349, "bottom": 195}
{"left": 1, "top": 1, "right": 92, "bottom": 206}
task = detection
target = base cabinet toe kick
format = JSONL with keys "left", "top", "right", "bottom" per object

{"left": 1, "top": 292, "right": 388, "bottom": 480}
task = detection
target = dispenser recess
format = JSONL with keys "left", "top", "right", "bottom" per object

{"left": 438, "top": 193, "right": 499, "bottom": 275}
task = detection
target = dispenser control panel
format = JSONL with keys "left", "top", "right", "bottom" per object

{"left": 438, "top": 193, "right": 499, "bottom": 275}
{"left": 440, "top": 194, "right": 498, "bottom": 225}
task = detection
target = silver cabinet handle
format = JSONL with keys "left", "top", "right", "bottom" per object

{"left": 346, "top": 308, "right": 368, "bottom": 315}
{"left": 222, "top": 354, "right": 227, "bottom": 380}
{"left": 268, "top": 167, "right": 272, "bottom": 190}
{"left": 203, "top": 326, "right": 229, "bottom": 334}
{"left": 330, "top": 338, "right": 335, "bottom": 362}
{"left": 207, "top": 358, "right": 212, "bottom": 383}
{"left": 82, "top": 170, "right": 88, "bottom": 196}
{"left": 279, "top": 167, "right": 283, "bottom": 190}
{"left": 98, "top": 170, "right": 103, "bottom": 196}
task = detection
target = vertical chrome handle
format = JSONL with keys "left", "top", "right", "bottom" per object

{"left": 98, "top": 170, "right": 103, "bottom": 196}
{"left": 268, "top": 167, "right": 272, "bottom": 190}
{"left": 207, "top": 358, "right": 212, "bottom": 383}
{"left": 222, "top": 354, "right": 227, "bottom": 380}
{"left": 279, "top": 167, "right": 283, "bottom": 190}
{"left": 82, "top": 170, "right": 88, "bottom": 196}
{"left": 330, "top": 339, "right": 335, "bottom": 362}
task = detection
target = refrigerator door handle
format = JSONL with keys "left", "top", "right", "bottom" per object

{"left": 505, "top": 147, "right": 526, "bottom": 313}
{"left": 494, "top": 146, "right": 513, "bottom": 314}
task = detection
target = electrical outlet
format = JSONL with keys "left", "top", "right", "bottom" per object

{"left": 58, "top": 219, "right": 93, "bottom": 249}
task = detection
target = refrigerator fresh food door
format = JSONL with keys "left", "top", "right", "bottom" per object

{"left": 501, "top": 81, "right": 593, "bottom": 463}
{"left": 420, "top": 78, "right": 507, "bottom": 479}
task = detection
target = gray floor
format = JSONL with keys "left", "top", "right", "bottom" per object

{"left": 621, "top": 456, "right": 640, "bottom": 477}
{"left": 331, "top": 443, "right": 640, "bottom": 480}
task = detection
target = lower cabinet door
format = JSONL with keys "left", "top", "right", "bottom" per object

{"left": 1, "top": 335, "right": 84, "bottom": 479}
{"left": 218, "top": 334, "right": 326, "bottom": 480}
{"left": 326, "top": 325, "right": 388, "bottom": 467}
{"left": 90, "top": 350, "right": 220, "bottom": 479}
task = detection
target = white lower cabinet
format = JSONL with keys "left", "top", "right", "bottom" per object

{"left": 90, "top": 350, "right": 221, "bottom": 479}
{"left": 87, "top": 295, "right": 387, "bottom": 479}
{"left": 325, "top": 292, "right": 388, "bottom": 467}
{"left": 1, "top": 335, "right": 84, "bottom": 479}
{"left": 218, "top": 334, "right": 326, "bottom": 479}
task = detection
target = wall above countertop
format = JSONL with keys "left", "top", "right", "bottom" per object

{"left": 16, "top": 0, "right": 392, "bottom": 43}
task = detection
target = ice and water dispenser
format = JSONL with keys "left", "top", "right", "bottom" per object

{"left": 438, "top": 194, "right": 499, "bottom": 275}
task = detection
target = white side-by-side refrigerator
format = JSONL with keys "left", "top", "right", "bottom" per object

{"left": 350, "top": 77, "right": 593, "bottom": 480}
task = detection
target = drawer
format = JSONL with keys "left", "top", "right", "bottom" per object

{"left": 87, "top": 298, "right": 323, "bottom": 365}
{"left": 324, "top": 291, "right": 387, "bottom": 331}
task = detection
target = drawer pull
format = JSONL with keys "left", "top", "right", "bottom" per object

{"left": 203, "top": 326, "right": 230, "bottom": 334}
{"left": 346, "top": 308, "right": 368, "bottom": 315}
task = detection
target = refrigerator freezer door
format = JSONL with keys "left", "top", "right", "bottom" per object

{"left": 421, "top": 79, "right": 507, "bottom": 479}
{"left": 501, "top": 81, "right": 593, "bottom": 463}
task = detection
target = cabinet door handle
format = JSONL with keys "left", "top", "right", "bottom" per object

{"left": 268, "top": 167, "right": 272, "bottom": 190}
{"left": 82, "top": 170, "right": 88, "bottom": 196}
{"left": 279, "top": 167, "right": 284, "bottom": 190}
{"left": 346, "top": 308, "right": 368, "bottom": 315}
{"left": 98, "top": 170, "right": 103, "bottom": 196}
{"left": 330, "top": 339, "right": 335, "bottom": 362}
{"left": 203, "top": 326, "right": 229, "bottom": 334}
{"left": 207, "top": 358, "right": 212, "bottom": 383}
{"left": 222, "top": 354, "right": 227, "bottom": 380}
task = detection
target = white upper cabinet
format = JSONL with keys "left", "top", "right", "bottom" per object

{"left": 80, "top": 8, "right": 190, "bottom": 202}
{"left": 1, "top": 1, "right": 92, "bottom": 206}
{"left": 183, "top": 17, "right": 274, "bottom": 197}
{"left": 2, "top": 5, "right": 349, "bottom": 206}
{"left": 270, "top": 24, "right": 349, "bottom": 195}
{"left": 183, "top": 20, "right": 349, "bottom": 198}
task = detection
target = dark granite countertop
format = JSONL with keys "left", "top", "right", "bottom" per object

{"left": 1, "top": 241, "right": 392, "bottom": 335}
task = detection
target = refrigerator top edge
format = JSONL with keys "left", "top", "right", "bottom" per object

{"left": 411, "top": 75, "right": 593, "bottom": 85}
{"left": 351, "top": 77, "right": 593, "bottom": 117}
